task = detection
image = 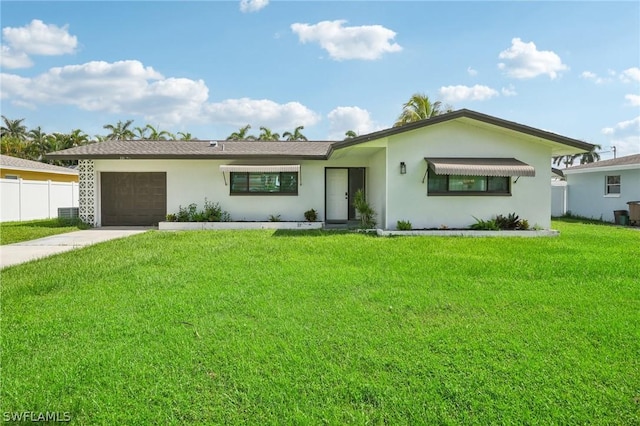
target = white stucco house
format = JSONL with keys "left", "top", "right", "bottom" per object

{"left": 561, "top": 153, "right": 640, "bottom": 223}
{"left": 47, "top": 109, "right": 593, "bottom": 230}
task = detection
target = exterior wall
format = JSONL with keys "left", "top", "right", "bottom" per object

{"left": 384, "top": 121, "right": 554, "bottom": 229}
{"left": 0, "top": 178, "right": 79, "bottom": 222}
{"left": 0, "top": 168, "right": 78, "bottom": 182}
{"left": 551, "top": 181, "right": 568, "bottom": 217}
{"left": 565, "top": 168, "right": 640, "bottom": 222}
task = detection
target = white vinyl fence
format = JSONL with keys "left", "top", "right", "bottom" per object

{"left": 1, "top": 178, "right": 79, "bottom": 222}
{"left": 551, "top": 181, "right": 567, "bottom": 217}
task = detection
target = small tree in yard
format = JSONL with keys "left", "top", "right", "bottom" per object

{"left": 353, "top": 189, "right": 376, "bottom": 229}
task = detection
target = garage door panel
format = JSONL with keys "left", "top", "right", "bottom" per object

{"left": 101, "top": 172, "right": 166, "bottom": 226}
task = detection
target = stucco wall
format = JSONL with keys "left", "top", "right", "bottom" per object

{"left": 383, "top": 121, "right": 554, "bottom": 229}
{"left": 565, "top": 168, "right": 640, "bottom": 222}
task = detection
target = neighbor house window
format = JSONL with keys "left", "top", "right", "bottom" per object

{"left": 427, "top": 170, "right": 510, "bottom": 195}
{"left": 605, "top": 175, "right": 620, "bottom": 195}
{"left": 4, "top": 174, "right": 19, "bottom": 180}
{"left": 230, "top": 172, "right": 298, "bottom": 195}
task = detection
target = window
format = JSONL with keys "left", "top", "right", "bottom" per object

{"left": 230, "top": 172, "right": 298, "bottom": 195}
{"left": 605, "top": 175, "right": 621, "bottom": 195}
{"left": 4, "top": 174, "right": 19, "bottom": 180}
{"left": 427, "top": 170, "right": 510, "bottom": 195}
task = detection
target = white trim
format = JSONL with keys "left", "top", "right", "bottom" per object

{"left": 563, "top": 163, "right": 640, "bottom": 174}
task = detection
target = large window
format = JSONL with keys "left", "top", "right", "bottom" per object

{"left": 427, "top": 170, "right": 510, "bottom": 195}
{"left": 230, "top": 172, "right": 298, "bottom": 195}
{"left": 605, "top": 175, "right": 621, "bottom": 195}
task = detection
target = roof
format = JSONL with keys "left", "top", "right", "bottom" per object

{"left": 425, "top": 157, "right": 536, "bottom": 177}
{"left": 563, "top": 153, "right": 640, "bottom": 173}
{"left": 46, "top": 109, "right": 595, "bottom": 160}
{"left": 333, "top": 109, "right": 594, "bottom": 154}
{"left": 0, "top": 154, "right": 79, "bottom": 175}
{"left": 46, "top": 140, "right": 335, "bottom": 160}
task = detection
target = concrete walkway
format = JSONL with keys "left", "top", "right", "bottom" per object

{"left": 1, "top": 228, "right": 149, "bottom": 269}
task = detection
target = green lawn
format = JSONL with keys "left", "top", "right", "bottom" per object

{"left": 0, "top": 218, "right": 88, "bottom": 245}
{"left": 1, "top": 221, "right": 638, "bottom": 424}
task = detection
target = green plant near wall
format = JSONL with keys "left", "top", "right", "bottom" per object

{"left": 304, "top": 208, "right": 318, "bottom": 222}
{"left": 397, "top": 220, "right": 412, "bottom": 230}
{"left": 353, "top": 189, "right": 377, "bottom": 229}
{"left": 171, "top": 200, "right": 231, "bottom": 222}
{"left": 268, "top": 214, "right": 281, "bottom": 222}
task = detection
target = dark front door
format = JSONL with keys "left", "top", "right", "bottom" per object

{"left": 101, "top": 172, "right": 166, "bottom": 226}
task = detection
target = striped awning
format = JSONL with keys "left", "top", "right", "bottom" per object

{"left": 219, "top": 164, "right": 300, "bottom": 173}
{"left": 425, "top": 158, "right": 535, "bottom": 177}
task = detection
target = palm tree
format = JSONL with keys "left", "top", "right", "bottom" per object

{"left": 393, "top": 93, "right": 449, "bottom": 127}
{"left": 226, "top": 124, "right": 256, "bottom": 141}
{"left": 283, "top": 125, "right": 307, "bottom": 141}
{"left": 103, "top": 119, "right": 135, "bottom": 140}
{"left": 258, "top": 127, "right": 281, "bottom": 141}
{"left": 177, "top": 132, "right": 194, "bottom": 140}
{"left": 1, "top": 116, "right": 28, "bottom": 140}
{"left": 27, "top": 126, "right": 49, "bottom": 160}
{"left": 68, "top": 129, "right": 90, "bottom": 147}
{"left": 145, "top": 124, "right": 174, "bottom": 140}
{"left": 1, "top": 136, "right": 29, "bottom": 158}
{"left": 134, "top": 126, "right": 150, "bottom": 140}
{"left": 578, "top": 144, "right": 601, "bottom": 164}
{"left": 344, "top": 130, "right": 357, "bottom": 140}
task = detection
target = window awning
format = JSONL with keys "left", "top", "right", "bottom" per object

{"left": 425, "top": 158, "right": 535, "bottom": 177}
{"left": 219, "top": 164, "right": 300, "bottom": 173}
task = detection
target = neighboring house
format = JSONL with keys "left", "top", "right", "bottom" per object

{"left": 0, "top": 154, "right": 79, "bottom": 182}
{"left": 562, "top": 153, "right": 640, "bottom": 222}
{"left": 0, "top": 155, "right": 79, "bottom": 222}
{"left": 47, "top": 109, "right": 592, "bottom": 229}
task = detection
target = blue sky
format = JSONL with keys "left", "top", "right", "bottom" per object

{"left": 1, "top": 1, "right": 639, "bottom": 160}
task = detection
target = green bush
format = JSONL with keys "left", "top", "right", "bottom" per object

{"left": 353, "top": 189, "right": 376, "bottom": 229}
{"left": 304, "top": 208, "right": 318, "bottom": 222}
{"left": 173, "top": 200, "right": 231, "bottom": 222}
{"left": 471, "top": 213, "right": 529, "bottom": 230}
{"left": 397, "top": 220, "right": 412, "bottom": 230}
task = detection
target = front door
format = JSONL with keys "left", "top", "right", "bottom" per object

{"left": 325, "top": 168, "right": 366, "bottom": 223}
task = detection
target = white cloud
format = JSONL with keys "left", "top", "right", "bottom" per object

{"left": 501, "top": 84, "right": 517, "bottom": 96}
{"left": 601, "top": 116, "right": 640, "bottom": 157}
{"left": 291, "top": 20, "right": 402, "bottom": 61}
{"left": 625, "top": 94, "right": 640, "bottom": 107}
{"left": 0, "top": 45, "right": 33, "bottom": 69}
{"left": 439, "top": 84, "right": 499, "bottom": 103}
{"left": 0, "top": 59, "right": 320, "bottom": 129}
{"left": 204, "top": 98, "right": 320, "bottom": 129}
{"left": 620, "top": 67, "right": 640, "bottom": 83}
{"left": 327, "top": 106, "right": 382, "bottom": 140}
{"left": 0, "top": 19, "right": 78, "bottom": 69}
{"left": 498, "top": 38, "right": 568, "bottom": 79}
{"left": 3, "top": 19, "right": 77, "bottom": 55}
{"left": 467, "top": 67, "right": 478, "bottom": 76}
{"left": 239, "top": 0, "right": 269, "bottom": 13}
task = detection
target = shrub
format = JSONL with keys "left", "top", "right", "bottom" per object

{"left": 353, "top": 189, "right": 377, "bottom": 229}
{"left": 470, "top": 217, "right": 500, "bottom": 230}
{"left": 268, "top": 214, "right": 281, "bottom": 222}
{"left": 173, "top": 200, "right": 231, "bottom": 222}
{"left": 397, "top": 220, "right": 412, "bottom": 230}
{"left": 471, "top": 213, "right": 529, "bottom": 230}
{"left": 304, "top": 208, "right": 318, "bottom": 222}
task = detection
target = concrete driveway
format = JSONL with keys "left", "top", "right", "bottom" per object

{"left": 1, "top": 228, "right": 149, "bottom": 269}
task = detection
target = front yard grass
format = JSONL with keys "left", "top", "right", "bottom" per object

{"left": 0, "top": 218, "right": 88, "bottom": 245}
{"left": 1, "top": 221, "right": 638, "bottom": 424}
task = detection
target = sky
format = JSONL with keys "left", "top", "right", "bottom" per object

{"left": 1, "top": 1, "right": 639, "bottom": 161}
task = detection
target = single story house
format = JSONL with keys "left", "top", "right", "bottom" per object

{"left": 561, "top": 153, "right": 640, "bottom": 223}
{"left": 0, "top": 154, "right": 79, "bottom": 182}
{"left": 47, "top": 109, "right": 593, "bottom": 230}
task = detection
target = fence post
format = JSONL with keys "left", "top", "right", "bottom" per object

{"left": 48, "top": 180, "right": 52, "bottom": 218}
{"left": 18, "top": 178, "right": 23, "bottom": 221}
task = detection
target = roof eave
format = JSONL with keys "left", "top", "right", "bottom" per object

{"left": 45, "top": 153, "right": 330, "bottom": 161}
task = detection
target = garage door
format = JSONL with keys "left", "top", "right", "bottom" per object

{"left": 101, "top": 172, "right": 167, "bottom": 226}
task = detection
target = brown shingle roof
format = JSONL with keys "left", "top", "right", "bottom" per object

{"left": 564, "top": 153, "right": 640, "bottom": 170}
{"left": 0, "top": 154, "right": 78, "bottom": 175}
{"left": 46, "top": 140, "right": 335, "bottom": 160}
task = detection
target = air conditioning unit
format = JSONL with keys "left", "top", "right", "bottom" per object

{"left": 58, "top": 207, "right": 79, "bottom": 219}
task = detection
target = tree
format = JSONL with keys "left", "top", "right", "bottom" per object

{"left": 145, "top": 124, "right": 175, "bottom": 140}
{"left": 1, "top": 116, "right": 28, "bottom": 140}
{"left": 553, "top": 143, "right": 601, "bottom": 168}
{"left": 226, "top": 124, "right": 256, "bottom": 141}
{"left": 177, "top": 132, "right": 194, "bottom": 140}
{"left": 0, "top": 136, "right": 29, "bottom": 158}
{"left": 103, "top": 119, "right": 135, "bottom": 140}
{"left": 27, "top": 126, "right": 49, "bottom": 160}
{"left": 578, "top": 144, "right": 601, "bottom": 164}
{"left": 283, "top": 125, "right": 307, "bottom": 141}
{"left": 344, "top": 130, "right": 357, "bottom": 140}
{"left": 134, "top": 126, "right": 150, "bottom": 140}
{"left": 393, "top": 93, "right": 449, "bottom": 127}
{"left": 258, "top": 126, "right": 281, "bottom": 141}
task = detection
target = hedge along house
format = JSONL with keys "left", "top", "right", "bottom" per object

{"left": 47, "top": 109, "right": 593, "bottom": 229}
